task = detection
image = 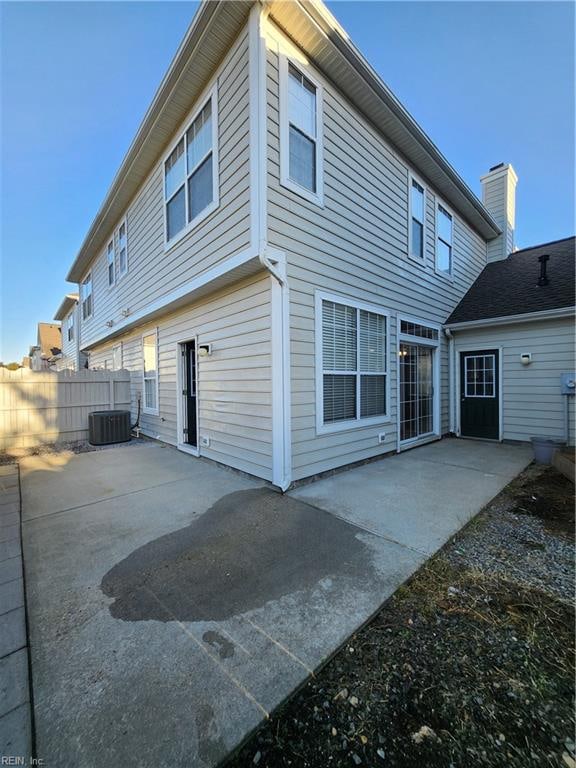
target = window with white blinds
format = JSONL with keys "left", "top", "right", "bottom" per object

{"left": 319, "top": 297, "right": 388, "bottom": 429}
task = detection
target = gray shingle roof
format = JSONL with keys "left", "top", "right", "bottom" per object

{"left": 447, "top": 236, "right": 575, "bottom": 324}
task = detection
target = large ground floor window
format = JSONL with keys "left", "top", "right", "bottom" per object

{"left": 316, "top": 292, "right": 389, "bottom": 434}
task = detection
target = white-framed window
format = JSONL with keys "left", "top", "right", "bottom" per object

{"left": 112, "top": 344, "right": 122, "bottom": 371}
{"left": 436, "top": 203, "right": 453, "bottom": 275}
{"left": 142, "top": 331, "right": 158, "bottom": 414}
{"left": 409, "top": 176, "right": 426, "bottom": 260}
{"left": 81, "top": 273, "right": 92, "bottom": 320}
{"left": 280, "top": 56, "right": 323, "bottom": 206}
{"left": 465, "top": 354, "right": 496, "bottom": 398}
{"left": 116, "top": 220, "right": 128, "bottom": 278}
{"left": 315, "top": 292, "right": 389, "bottom": 434}
{"left": 106, "top": 240, "right": 115, "bottom": 286}
{"left": 163, "top": 91, "right": 218, "bottom": 245}
{"left": 65, "top": 312, "right": 74, "bottom": 342}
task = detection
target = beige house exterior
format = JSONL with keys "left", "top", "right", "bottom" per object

{"left": 60, "top": 0, "right": 574, "bottom": 488}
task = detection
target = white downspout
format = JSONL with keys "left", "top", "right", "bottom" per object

{"left": 444, "top": 327, "right": 455, "bottom": 434}
{"left": 250, "top": 4, "right": 292, "bottom": 490}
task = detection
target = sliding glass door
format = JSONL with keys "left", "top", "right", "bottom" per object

{"left": 399, "top": 343, "right": 434, "bottom": 442}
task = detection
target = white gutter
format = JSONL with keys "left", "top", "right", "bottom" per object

{"left": 445, "top": 306, "right": 575, "bottom": 331}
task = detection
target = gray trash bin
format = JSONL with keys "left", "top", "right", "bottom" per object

{"left": 530, "top": 437, "right": 564, "bottom": 464}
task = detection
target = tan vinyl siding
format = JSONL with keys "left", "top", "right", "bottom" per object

{"left": 80, "top": 26, "right": 251, "bottom": 350}
{"left": 454, "top": 318, "right": 575, "bottom": 444}
{"left": 89, "top": 273, "right": 274, "bottom": 481}
{"left": 265, "top": 21, "right": 488, "bottom": 480}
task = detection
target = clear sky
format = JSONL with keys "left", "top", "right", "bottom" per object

{"left": 1, "top": 1, "right": 574, "bottom": 363}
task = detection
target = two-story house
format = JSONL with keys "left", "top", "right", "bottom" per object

{"left": 62, "top": 0, "right": 574, "bottom": 489}
{"left": 53, "top": 293, "right": 87, "bottom": 371}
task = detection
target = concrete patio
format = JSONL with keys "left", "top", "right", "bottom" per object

{"left": 19, "top": 438, "right": 531, "bottom": 767}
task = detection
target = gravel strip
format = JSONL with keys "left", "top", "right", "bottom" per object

{"left": 447, "top": 464, "right": 574, "bottom": 602}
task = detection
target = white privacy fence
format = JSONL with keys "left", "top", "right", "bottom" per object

{"left": 0, "top": 368, "right": 131, "bottom": 450}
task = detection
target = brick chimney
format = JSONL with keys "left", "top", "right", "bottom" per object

{"left": 480, "top": 163, "right": 518, "bottom": 262}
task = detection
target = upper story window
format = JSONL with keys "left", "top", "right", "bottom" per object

{"left": 409, "top": 177, "right": 425, "bottom": 260}
{"left": 107, "top": 240, "right": 115, "bottom": 286}
{"left": 316, "top": 293, "right": 389, "bottom": 434}
{"left": 280, "top": 58, "right": 323, "bottom": 205}
{"left": 436, "top": 204, "right": 453, "bottom": 276}
{"left": 116, "top": 220, "right": 128, "bottom": 278}
{"left": 81, "top": 274, "right": 92, "bottom": 320}
{"left": 65, "top": 312, "right": 74, "bottom": 342}
{"left": 164, "top": 93, "right": 218, "bottom": 244}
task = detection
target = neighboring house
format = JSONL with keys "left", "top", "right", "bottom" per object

{"left": 62, "top": 0, "right": 574, "bottom": 489}
{"left": 53, "top": 293, "right": 87, "bottom": 370}
{"left": 29, "top": 323, "right": 62, "bottom": 371}
{"left": 446, "top": 235, "right": 575, "bottom": 445}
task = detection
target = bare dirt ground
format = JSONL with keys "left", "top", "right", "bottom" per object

{"left": 224, "top": 464, "right": 575, "bottom": 768}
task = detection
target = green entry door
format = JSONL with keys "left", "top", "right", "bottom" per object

{"left": 460, "top": 350, "right": 499, "bottom": 440}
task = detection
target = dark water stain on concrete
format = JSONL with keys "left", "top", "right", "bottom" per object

{"left": 203, "top": 630, "right": 235, "bottom": 658}
{"left": 196, "top": 704, "right": 227, "bottom": 766}
{"left": 101, "top": 487, "right": 374, "bottom": 623}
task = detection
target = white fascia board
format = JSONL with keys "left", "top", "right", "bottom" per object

{"left": 445, "top": 306, "right": 575, "bottom": 331}
{"left": 80, "top": 248, "right": 261, "bottom": 351}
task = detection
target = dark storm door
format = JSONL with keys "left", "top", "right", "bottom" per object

{"left": 460, "top": 350, "right": 499, "bottom": 439}
{"left": 183, "top": 340, "right": 197, "bottom": 447}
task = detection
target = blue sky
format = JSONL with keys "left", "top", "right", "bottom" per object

{"left": 1, "top": 1, "right": 574, "bottom": 363}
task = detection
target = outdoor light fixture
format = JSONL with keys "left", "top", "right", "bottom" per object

{"left": 198, "top": 344, "right": 212, "bottom": 358}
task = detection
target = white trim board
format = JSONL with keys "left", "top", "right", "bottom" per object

{"left": 396, "top": 314, "right": 441, "bottom": 451}
{"left": 80, "top": 248, "right": 262, "bottom": 351}
{"left": 446, "top": 306, "right": 575, "bottom": 331}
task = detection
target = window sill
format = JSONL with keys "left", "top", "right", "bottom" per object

{"left": 434, "top": 267, "right": 454, "bottom": 282}
{"left": 280, "top": 176, "right": 324, "bottom": 208}
{"left": 163, "top": 199, "right": 219, "bottom": 254}
{"left": 316, "top": 415, "right": 392, "bottom": 436}
{"left": 407, "top": 253, "right": 428, "bottom": 268}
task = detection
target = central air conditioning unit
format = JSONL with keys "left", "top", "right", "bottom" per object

{"left": 88, "top": 410, "right": 131, "bottom": 445}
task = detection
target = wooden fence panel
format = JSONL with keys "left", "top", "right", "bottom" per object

{"left": 0, "top": 368, "right": 132, "bottom": 449}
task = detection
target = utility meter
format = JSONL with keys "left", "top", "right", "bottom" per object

{"left": 560, "top": 373, "right": 576, "bottom": 395}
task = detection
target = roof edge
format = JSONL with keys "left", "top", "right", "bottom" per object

{"left": 66, "top": 0, "right": 224, "bottom": 283}
{"left": 297, "top": 0, "right": 501, "bottom": 239}
{"left": 54, "top": 294, "right": 79, "bottom": 321}
{"left": 446, "top": 305, "right": 575, "bottom": 330}
{"left": 511, "top": 235, "right": 576, "bottom": 256}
